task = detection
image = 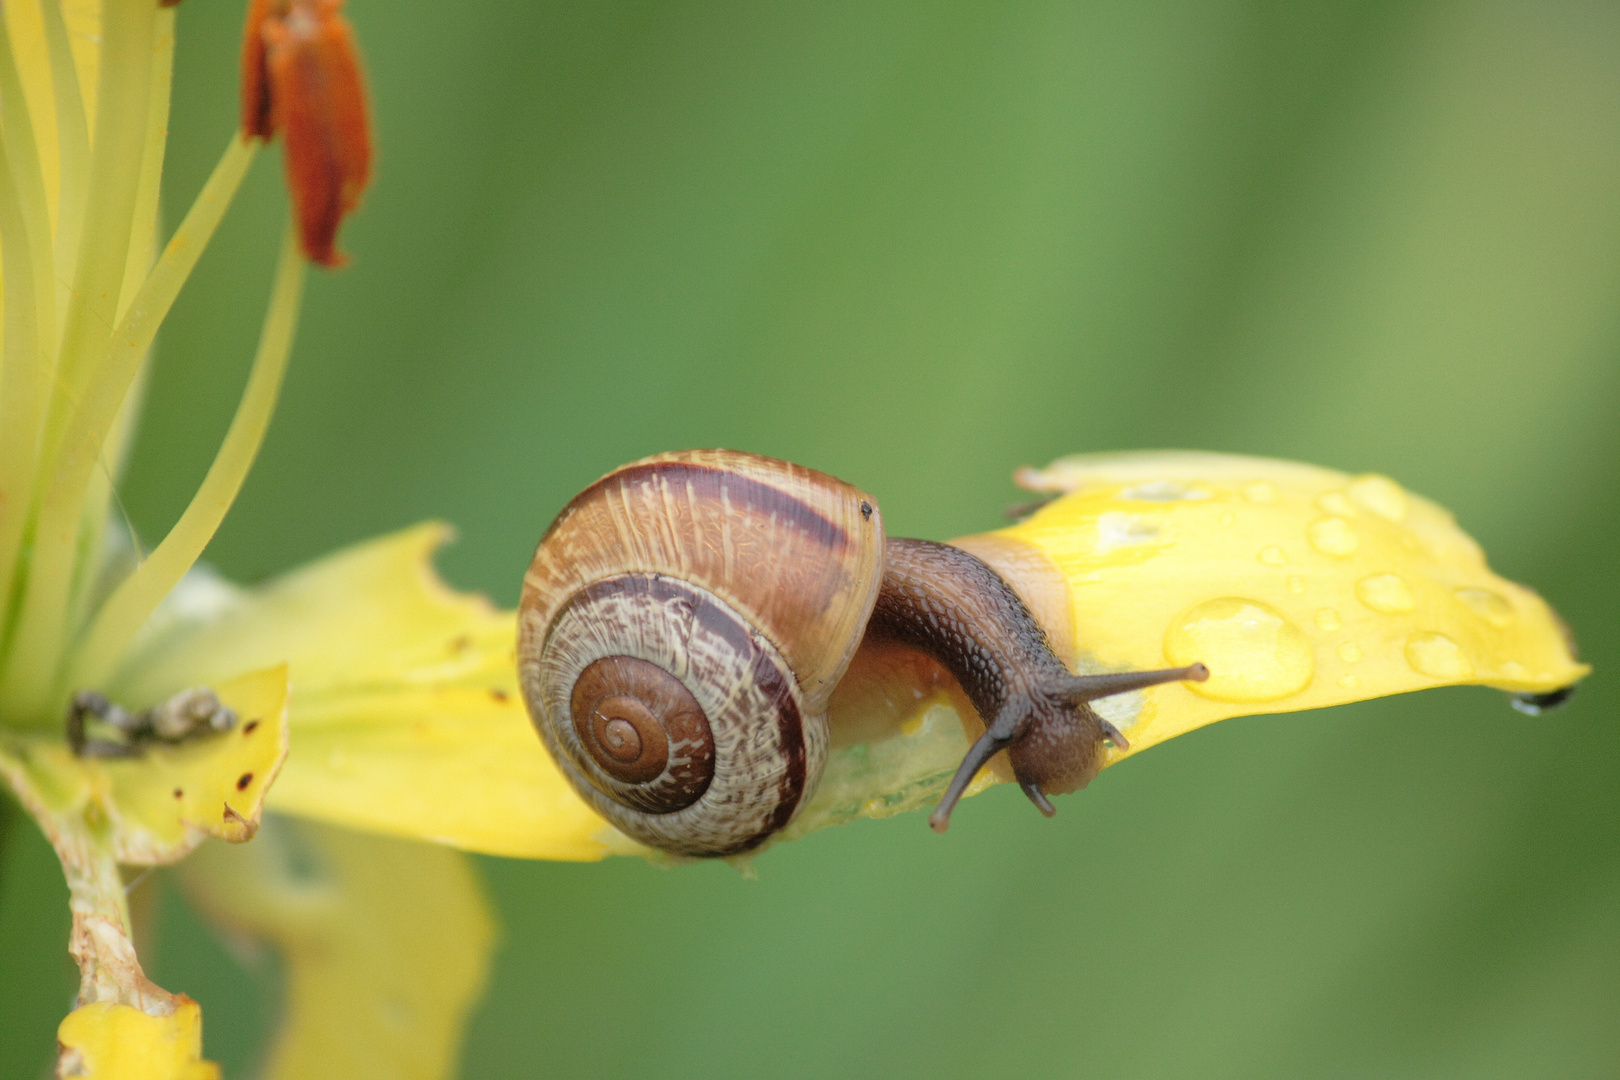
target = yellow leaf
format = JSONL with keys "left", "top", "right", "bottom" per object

{"left": 111, "top": 524, "right": 636, "bottom": 860}
{"left": 179, "top": 818, "right": 495, "bottom": 1080}
{"left": 0, "top": 665, "right": 290, "bottom": 865}
{"left": 56, "top": 998, "right": 220, "bottom": 1080}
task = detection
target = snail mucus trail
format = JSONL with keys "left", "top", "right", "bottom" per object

{"left": 517, "top": 450, "right": 1209, "bottom": 858}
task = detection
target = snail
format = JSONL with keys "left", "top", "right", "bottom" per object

{"left": 517, "top": 450, "right": 1208, "bottom": 857}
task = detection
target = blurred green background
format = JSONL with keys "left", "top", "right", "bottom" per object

{"left": 3, "top": 0, "right": 1616, "bottom": 1076}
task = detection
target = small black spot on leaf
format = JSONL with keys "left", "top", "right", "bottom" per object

{"left": 243, "top": 719, "right": 260, "bottom": 735}
{"left": 236, "top": 772, "right": 254, "bottom": 791}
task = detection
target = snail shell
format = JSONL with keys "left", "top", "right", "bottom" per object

{"left": 518, "top": 450, "right": 884, "bottom": 857}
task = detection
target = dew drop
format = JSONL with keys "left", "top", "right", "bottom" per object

{"left": 1287, "top": 576, "right": 1305, "bottom": 595}
{"left": 1243, "top": 481, "right": 1279, "bottom": 504}
{"left": 1347, "top": 474, "right": 1408, "bottom": 522}
{"left": 1164, "top": 597, "right": 1314, "bottom": 702}
{"left": 1455, "top": 587, "right": 1513, "bottom": 628}
{"left": 1123, "top": 480, "right": 1209, "bottom": 501}
{"left": 1307, "top": 517, "right": 1358, "bottom": 557}
{"left": 1357, "top": 573, "right": 1415, "bottom": 613}
{"left": 1502, "top": 660, "right": 1526, "bottom": 679}
{"left": 1259, "top": 546, "right": 1288, "bottom": 566}
{"left": 1338, "top": 673, "right": 1361, "bottom": 689}
{"left": 1405, "top": 632, "right": 1474, "bottom": 679}
{"left": 1316, "top": 492, "right": 1357, "bottom": 518}
{"left": 1220, "top": 511, "right": 1236, "bottom": 526}
{"left": 1338, "top": 641, "right": 1362, "bottom": 663}
{"left": 1316, "top": 608, "right": 1341, "bottom": 631}
{"left": 1095, "top": 512, "right": 1160, "bottom": 552}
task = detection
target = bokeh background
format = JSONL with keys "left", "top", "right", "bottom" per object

{"left": 3, "top": 0, "right": 1617, "bottom": 1076}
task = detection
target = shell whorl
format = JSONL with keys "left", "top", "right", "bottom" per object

{"left": 518, "top": 450, "right": 885, "bottom": 856}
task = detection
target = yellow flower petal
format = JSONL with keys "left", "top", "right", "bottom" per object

{"left": 0, "top": 665, "right": 289, "bottom": 865}
{"left": 113, "top": 524, "right": 637, "bottom": 861}
{"left": 995, "top": 451, "right": 1588, "bottom": 762}
{"left": 179, "top": 818, "right": 494, "bottom": 1080}
{"left": 56, "top": 998, "right": 219, "bottom": 1080}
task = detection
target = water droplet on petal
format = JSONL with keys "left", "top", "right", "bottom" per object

{"left": 1259, "top": 546, "right": 1288, "bottom": 566}
{"left": 1243, "top": 481, "right": 1278, "bottom": 504}
{"left": 1455, "top": 587, "right": 1514, "bottom": 628}
{"left": 1357, "top": 573, "right": 1415, "bottom": 613}
{"left": 1095, "top": 512, "right": 1160, "bottom": 552}
{"left": 1164, "top": 597, "right": 1314, "bottom": 702}
{"left": 1405, "top": 632, "right": 1474, "bottom": 679}
{"left": 1316, "top": 608, "right": 1341, "bottom": 631}
{"left": 1123, "top": 480, "right": 1209, "bottom": 501}
{"left": 1502, "top": 660, "right": 1526, "bottom": 678}
{"left": 1347, "top": 474, "right": 1409, "bottom": 522}
{"left": 1287, "top": 576, "right": 1305, "bottom": 595}
{"left": 1220, "top": 511, "right": 1236, "bottom": 525}
{"left": 1338, "top": 641, "right": 1362, "bottom": 663}
{"left": 1307, "top": 517, "right": 1358, "bottom": 557}
{"left": 1316, "top": 492, "right": 1357, "bottom": 518}
{"left": 1338, "top": 673, "right": 1361, "bottom": 689}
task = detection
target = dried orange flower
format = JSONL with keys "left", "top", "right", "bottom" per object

{"left": 241, "top": 0, "right": 373, "bottom": 266}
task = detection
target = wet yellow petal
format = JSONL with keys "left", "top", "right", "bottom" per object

{"left": 56, "top": 998, "right": 219, "bottom": 1080}
{"left": 113, "top": 524, "right": 636, "bottom": 861}
{"left": 0, "top": 665, "right": 289, "bottom": 864}
{"left": 994, "top": 451, "right": 1588, "bottom": 762}
{"left": 179, "top": 818, "right": 494, "bottom": 1080}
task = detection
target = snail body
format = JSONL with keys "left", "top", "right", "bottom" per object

{"left": 518, "top": 450, "right": 1206, "bottom": 857}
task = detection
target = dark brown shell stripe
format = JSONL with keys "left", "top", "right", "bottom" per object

{"left": 521, "top": 449, "right": 884, "bottom": 716}
{"left": 530, "top": 573, "right": 818, "bottom": 857}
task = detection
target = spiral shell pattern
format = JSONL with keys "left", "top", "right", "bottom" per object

{"left": 519, "top": 450, "right": 884, "bottom": 856}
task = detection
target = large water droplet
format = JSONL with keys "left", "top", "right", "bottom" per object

{"left": 1455, "top": 587, "right": 1513, "bottom": 628}
{"left": 1316, "top": 608, "right": 1341, "bottom": 631}
{"left": 1347, "top": 474, "right": 1409, "bottom": 521}
{"left": 1357, "top": 573, "right": 1415, "bottom": 613}
{"left": 1259, "top": 545, "right": 1288, "bottom": 566}
{"left": 1405, "top": 632, "right": 1474, "bottom": 679}
{"left": 1307, "top": 517, "right": 1358, "bottom": 557}
{"left": 1164, "top": 597, "right": 1314, "bottom": 702}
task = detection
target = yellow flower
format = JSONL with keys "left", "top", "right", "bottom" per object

{"left": 0, "top": 2, "right": 1588, "bottom": 1078}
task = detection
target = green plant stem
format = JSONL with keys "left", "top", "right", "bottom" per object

{"left": 39, "top": 0, "right": 91, "bottom": 325}
{"left": 70, "top": 223, "right": 306, "bottom": 695}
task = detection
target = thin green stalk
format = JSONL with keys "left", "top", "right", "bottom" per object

{"left": 0, "top": 130, "right": 46, "bottom": 686}
{"left": 0, "top": 133, "right": 258, "bottom": 720}
{"left": 39, "top": 0, "right": 155, "bottom": 469}
{"left": 39, "top": 0, "right": 92, "bottom": 328}
{"left": 72, "top": 6, "right": 176, "bottom": 636}
{"left": 0, "top": 11, "right": 59, "bottom": 362}
{"left": 116, "top": 6, "right": 174, "bottom": 327}
{"left": 70, "top": 225, "right": 306, "bottom": 694}
{"left": 0, "top": 12, "right": 57, "bottom": 659}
